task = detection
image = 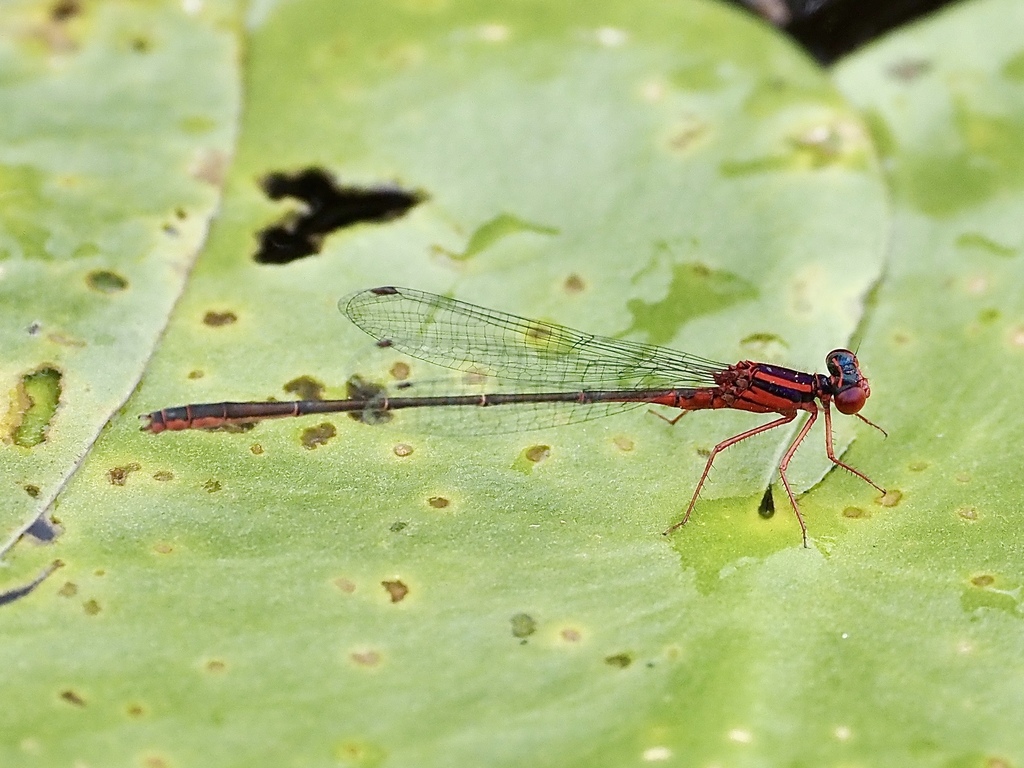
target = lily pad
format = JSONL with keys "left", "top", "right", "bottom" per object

{"left": 30, "top": 0, "right": 1024, "bottom": 766}
{"left": 0, "top": 0, "right": 240, "bottom": 567}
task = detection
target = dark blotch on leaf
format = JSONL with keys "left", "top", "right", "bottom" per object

{"left": 382, "top": 580, "right": 409, "bottom": 603}
{"left": 57, "top": 582, "right": 77, "bottom": 597}
{"left": 107, "top": 463, "right": 141, "bottom": 486}
{"left": 60, "top": 689, "right": 86, "bottom": 707}
{"left": 345, "top": 375, "right": 391, "bottom": 425}
{"left": 564, "top": 273, "right": 585, "bottom": 293}
{"left": 284, "top": 375, "right": 325, "bottom": 401}
{"left": 510, "top": 612, "right": 536, "bottom": 639}
{"left": 255, "top": 168, "right": 424, "bottom": 265}
{"left": 427, "top": 496, "right": 449, "bottom": 509}
{"left": 86, "top": 270, "right": 129, "bottom": 294}
{"left": 51, "top": 0, "right": 81, "bottom": 21}
{"left": 758, "top": 485, "right": 775, "bottom": 519}
{"left": 605, "top": 652, "right": 633, "bottom": 669}
{"left": 301, "top": 423, "right": 337, "bottom": 449}
{"left": 525, "top": 445, "right": 550, "bottom": 463}
{"left": 203, "top": 310, "right": 237, "bottom": 327}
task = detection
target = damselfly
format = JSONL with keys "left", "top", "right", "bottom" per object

{"left": 143, "top": 286, "right": 886, "bottom": 546}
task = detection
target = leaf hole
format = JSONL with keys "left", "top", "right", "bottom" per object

{"left": 255, "top": 168, "right": 424, "bottom": 265}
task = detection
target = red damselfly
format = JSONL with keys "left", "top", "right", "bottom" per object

{"left": 143, "top": 286, "right": 886, "bottom": 546}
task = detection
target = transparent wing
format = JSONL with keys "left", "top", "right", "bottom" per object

{"left": 347, "top": 374, "right": 652, "bottom": 435}
{"left": 342, "top": 286, "right": 724, "bottom": 390}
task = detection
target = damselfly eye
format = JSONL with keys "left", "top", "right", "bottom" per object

{"left": 835, "top": 386, "right": 866, "bottom": 415}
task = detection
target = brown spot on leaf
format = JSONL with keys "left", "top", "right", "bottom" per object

{"left": 60, "top": 689, "right": 86, "bottom": 706}
{"left": 301, "top": 423, "right": 336, "bottom": 449}
{"left": 202, "top": 310, "right": 237, "bottom": 327}
{"left": 878, "top": 490, "right": 901, "bottom": 507}
{"left": 107, "top": 463, "right": 141, "bottom": 486}
{"left": 350, "top": 650, "right": 382, "bottom": 667}
{"left": 604, "top": 652, "right": 632, "bottom": 668}
{"left": 51, "top": 0, "right": 81, "bottom": 21}
{"left": 382, "top": 580, "right": 408, "bottom": 603}
{"left": 86, "top": 270, "right": 129, "bottom": 293}
{"left": 613, "top": 436, "right": 634, "bottom": 452}
{"left": 563, "top": 273, "right": 585, "bottom": 293}
{"left": 958, "top": 506, "right": 979, "bottom": 521}
{"left": 510, "top": 613, "right": 536, "bottom": 639}
{"left": 524, "top": 444, "right": 550, "bottom": 463}
{"left": 284, "top": 376, "right": 324, "bottom": 401}
{"left": 57, "top": 581, "right": 77, "bottom": 597}
{"left": 427, "top": 496, "right": 450, "bottom": 509}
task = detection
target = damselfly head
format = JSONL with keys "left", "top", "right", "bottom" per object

{"left": 825, "top": 348, "right": 870, "bottom": 415}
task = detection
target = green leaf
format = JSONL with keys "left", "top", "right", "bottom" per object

{"left": 20, "top": 0, "right": 1024, "bottom": 765}
{"left": 0, "top": 0, "right": 240, "bottom": 565}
